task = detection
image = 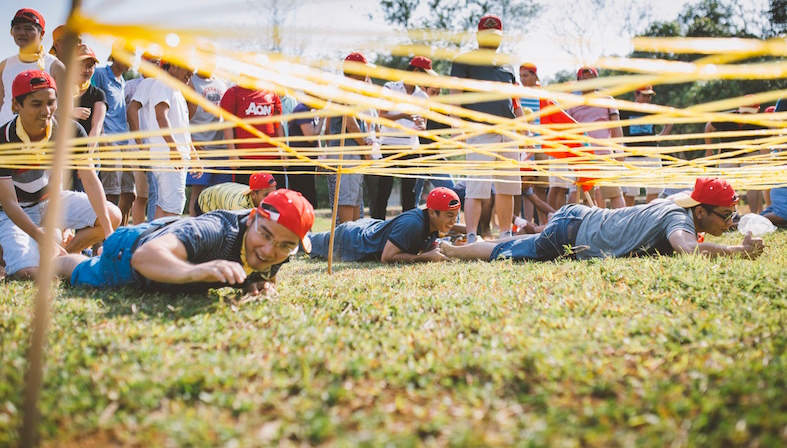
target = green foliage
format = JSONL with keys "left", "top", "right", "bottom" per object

{"left": 625, "top": 0, "right": 787, "bottom": 159}
{"left": 2, "top": 231, "right": 787, "bottom": 446}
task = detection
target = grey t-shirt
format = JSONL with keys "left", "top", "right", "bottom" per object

{"left": 190, "top": 75, "right": 229, "bottom": 145}
{"left": 449, "top": 49, "right": 517, "bottom": 122}
{"left": 575, "top": 199, "right": 696, "bottom": 259}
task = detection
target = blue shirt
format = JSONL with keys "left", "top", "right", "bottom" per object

{"left": 91, "top": 65, "right": 127, "bottom": 134}
{"left": 776, "top": 97, "right": 786, "bottom": 113}
{"left": 312, "top": 208, "right": 435, "bottom": 261}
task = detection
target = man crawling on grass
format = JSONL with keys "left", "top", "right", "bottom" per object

{"left": 440, "top": 177, "right": 765, "bottom": 262}
{"left": 55, "top": 189, "right": 314, "bottom": 294}
{"left": 308, "top": 187, "right": 465, "bottom": 263}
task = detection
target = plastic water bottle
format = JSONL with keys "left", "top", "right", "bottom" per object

{"left": 737, "top": 213, "right": 777, "bottom": 237}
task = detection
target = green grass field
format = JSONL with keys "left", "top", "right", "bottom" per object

{"left": 1, "top": 227, "right": 787, "bottom": 447}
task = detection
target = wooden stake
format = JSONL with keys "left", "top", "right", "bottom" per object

{"left": 327, "top": 115, "right": 347, "bottom": 275}
{"left": 21, "top": 4, "right": 80, "bottom": 446}
{"left": 584, "top": 189, "right": 596, "bottom": 207}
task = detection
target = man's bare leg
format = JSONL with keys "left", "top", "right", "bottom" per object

{"left": 118, "top": 192, "right": 136, "bottom": 226}
{"left": 608, "top": 194, "right": 626, "bottom": 209}
{"left": 337, "top": 205, "right": 359, "bottom": 224}
{"left": 495, "top": 193, "right": 514, "bottom": 236}
{"left": 53, "top": 254, "right": 89, "bottom": 280}
{"left": 154, "top": 205, "right": 180, "bottom": 220}
{"left": 747, "top": 190, "right": 763, "bottom": 214}
{"left": 439, "top": 240, "right": 498, "bottom": 260}
{"left": 464, "top": 198, "right": 483, "bottom": 241}
{"left": 188, "top": 185, "right": 206, "bottom": 217}
{"left": 763, "top": 212, "right": 786, "bottom": 227}
{"left": 131, "top": 171, "right": 149, "bottom": 224}
{"left": 548, "top": 187, "right": 567, "bottom": 209}
{"left": 65, "top": 205, "right": 122, "bottom": 253}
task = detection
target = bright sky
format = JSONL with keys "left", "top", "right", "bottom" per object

{"left": 2, "top": 0, "right": 706, "bottom": 80}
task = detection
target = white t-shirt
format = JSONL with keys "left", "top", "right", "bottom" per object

{"left": 130, "top": 78, "right": 156, "bottom": 144}
{"left": 0, "top": 53, "right": 59, "bottom": 126}
{"left": 144, "top": 80, "right": 191, "bottom": 158}
{"left": 379, "top": 80, "right": 428, "bottom": 147}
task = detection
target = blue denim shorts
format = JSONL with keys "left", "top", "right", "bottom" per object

{"left": 490, "top": 204, "right": 591, "bottom": 261}
{"left": 763, "top": 187, "right": 787, "bottom": 221}
{"left": 70, "top": 224, "right": 152, "bottom": 287}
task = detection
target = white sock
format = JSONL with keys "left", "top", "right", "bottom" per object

{"left": 514, "top": 216, "right": 528, "bottom": 227}
{"left": 467, "top": 233, "right": 477, "bottom": 244}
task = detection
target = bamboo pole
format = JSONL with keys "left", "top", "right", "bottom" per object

{"left": 326, "top": 115, "right": 347, "bottom": 275}
{"left": 20, "top": 2, "right": 81, "bottom": 445}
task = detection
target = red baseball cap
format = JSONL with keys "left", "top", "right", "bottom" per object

{"left": 12, "top": 8, "right": 45, "bottom": 31}
{"left": 258, "top": 189, "right": 315, "bottom": 253}
{"left": 673, "top": 177, "right": 739, "bottom": 208}
{"left": 636, "top": 85, "right": 655, "bottom": 95}
{"left": 577, "top": 66, "right": 598, "bottom": 79}
{"left": 12, "top": 70, "right": 56, "bottom": 98}
{"left": 243, "top": 172, "right": 277, "bottom": 194}
{"left": 478, "top": 14, "right": 503, "bottom": 34}
{"left": 409, "top": 56, "right": 438, "bottom": 76}
{"left": 520, "top": 62, "right": 537, "bottom": 74}
{"left": 76, "top": 44, "right": 99, "bottom": 63}
{"left": 738, "top": 95, "right": 760, "bottom": 114}
{"left": 344, "top": 52, "right": 375, "bottom": 67}
{"left": 426, "top": 187, "right": 461, "bottom": 211}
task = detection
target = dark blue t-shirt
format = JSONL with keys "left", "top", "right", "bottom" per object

{"left": 287, "top": 102, "right": 318, "bottom": 148}
{"left": 313, "top": 208, "right": 435, "bottom": 261}
{"left": 450, "top": 49, "right": 517, "bottom": 122}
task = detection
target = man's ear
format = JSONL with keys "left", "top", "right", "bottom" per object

{"left": 11, "top": 98, "right": 20, "bottom": 114}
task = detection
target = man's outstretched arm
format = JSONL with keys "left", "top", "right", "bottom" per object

{"left": 131, "top": 233, "right": 248, "bottom": 285}
{"left": 380, "top": 240, "right": 448, "bottom": 263}
{"left": 668, "top": 229, "right": 764, "bottom": 259}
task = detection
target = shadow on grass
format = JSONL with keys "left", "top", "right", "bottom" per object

{"left": 292, "top": 256, "right": 395, "bottom": 275}
{"left": 56, "top": 283, "right": 236, "bottom": 321}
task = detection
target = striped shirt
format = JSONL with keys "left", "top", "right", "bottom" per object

{"left": 132, "top": 210, "right": 283, "bottom": 292}
{"left": 198, "top": 182, "right": 254, "bottom": 213}
{"left": 0, "top": 117, "right": 87, "bottom": 210}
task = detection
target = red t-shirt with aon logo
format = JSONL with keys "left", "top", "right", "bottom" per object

{"left": 220, "top": 86, "right": 282, "bottom": 160}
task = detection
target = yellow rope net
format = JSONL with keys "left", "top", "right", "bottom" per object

{"left": 3, "top": 11, "right": 786, "bottom": 192}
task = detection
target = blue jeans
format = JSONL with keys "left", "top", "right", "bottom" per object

{"left": 490, "top": 204, "right": 590, "bottom": 261}
{"left": 146, "top": 171, "right": 158, "bottom": 222}
{"left": 71, "top": 224, "right": 153, "bottom": 287}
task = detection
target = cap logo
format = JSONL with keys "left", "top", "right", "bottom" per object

{"left": 258, "top": 207, "right": 280, "bottom": 223}
{"left": 482, "top": 17, "right": 499, "bottom": 29}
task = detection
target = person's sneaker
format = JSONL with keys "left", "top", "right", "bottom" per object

{"left": 467, "top": 233, "right": 477, "bottom": 244}
{"left": 500, "top": 230, "right": 513, "bottom": 239}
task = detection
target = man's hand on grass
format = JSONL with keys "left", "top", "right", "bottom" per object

{"left": 740, "top": 231, "right": 765, "bottom": 259}
{"left": 245, "top": 280, "right": 277, "bottom": 296}
{"left": 191, "top": 260, "right": 248, "bottom": 285}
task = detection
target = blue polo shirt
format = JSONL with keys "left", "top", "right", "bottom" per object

{"left": 309, "top": 208, "right": 436, "bottom": 261}
{"left": 91, "top": 65, "right": 127, "bottom": 134}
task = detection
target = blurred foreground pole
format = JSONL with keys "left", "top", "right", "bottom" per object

{"left": 20, "top": 0, "right": 81, "bottom": 445}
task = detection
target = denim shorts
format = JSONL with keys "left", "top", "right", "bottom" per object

{"left": 70, "top": 224, "right": 152, "bottom": 287}
{"left": 763, "top": 187, "right": 787, "bottom": 221}
{"left": 490, "top": 204, "right": 591, "bottom": 261}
